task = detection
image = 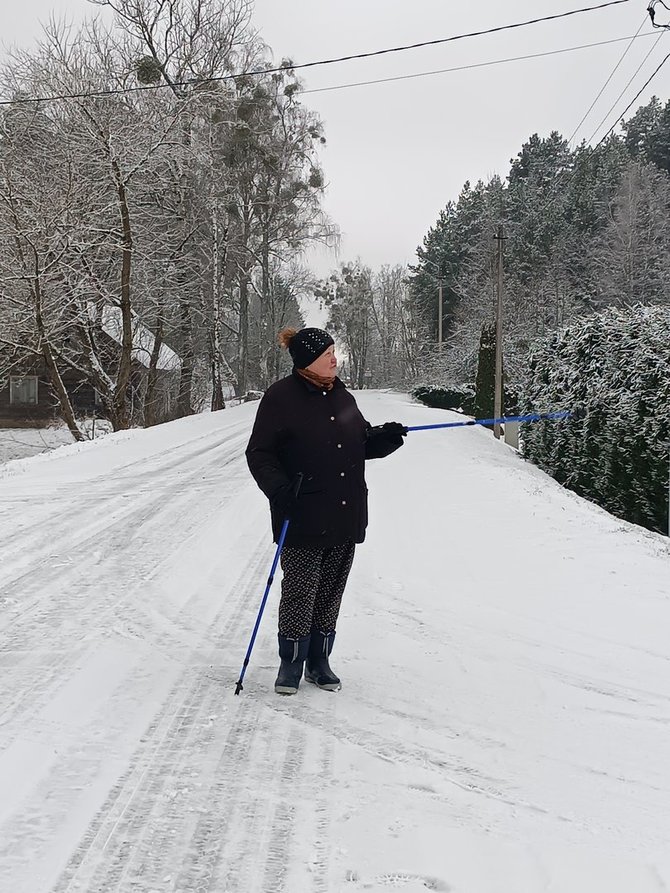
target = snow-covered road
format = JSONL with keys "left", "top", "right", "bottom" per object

{"left": 1, "top": 392, "right": 669, "bottom": 893}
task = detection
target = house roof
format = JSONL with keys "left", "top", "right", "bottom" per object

{"left": 98, "top": 306, "right": 181, "bottom": 372}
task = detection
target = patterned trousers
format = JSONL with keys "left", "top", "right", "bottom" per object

{"left": 278, "top": 541, "right": 356, "bottom": 638}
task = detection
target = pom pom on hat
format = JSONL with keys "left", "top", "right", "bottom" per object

{"left": 277, "top": 327, "right": 298, "bottom": 350}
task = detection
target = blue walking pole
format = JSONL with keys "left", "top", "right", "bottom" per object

{"left": 235, "top": 473, "right": 303, "bottom": 695}
{"left": 406, "top": 409, "right": 576, "bottom": 433}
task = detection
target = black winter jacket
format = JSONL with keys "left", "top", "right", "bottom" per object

{"left": 245, "top": 371, "right": 402, "bottom": 548}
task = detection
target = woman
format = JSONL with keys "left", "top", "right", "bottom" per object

{"left": 245, "top": 326, "right": 407, "bottom": 695}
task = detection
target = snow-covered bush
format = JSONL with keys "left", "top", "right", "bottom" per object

{"left": 521, "top": 305, "right": 670, "bottom": 534}
{"left": 411, "top": 385, "right": 475, "bottom": 415}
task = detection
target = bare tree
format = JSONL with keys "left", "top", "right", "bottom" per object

{"left": 586, "top": 161, "right": 670, "bottom": 308}
{"left": 0, "top": 98, "right": 86, "bottom": 438}
{"left": 367, "top": 265, "right": 420, "bottom": 387}
{"left": 91, "top": 0, "right": 257, "bottom": 412}
{"left": 0, "top": 1, "right": 333, "bottom": 434}
{"left": 319, "top": 263, "right": 373, "bottom": 389}
{"left": 0, "top": 21, "right": 182, "bottom": 431}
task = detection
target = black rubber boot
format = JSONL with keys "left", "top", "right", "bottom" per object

{"left": 305, "top": 630, "right": 341, "bottom": 692}
{"left": 275, "top": 634, "right": 310, "bottom": 695}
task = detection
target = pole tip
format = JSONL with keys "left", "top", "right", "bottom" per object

{"left": 234, "top": 681, "right": 243, "bottom": 695}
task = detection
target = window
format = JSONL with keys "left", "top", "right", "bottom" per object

{"left": 9, "top": 376, "right": 38, "bottom": 405}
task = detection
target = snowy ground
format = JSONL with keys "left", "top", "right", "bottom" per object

{"left": 0, "top": 391, "right": 669, "bottom": 893}
{"left": 0, "top": 426, "right": 76, "bottom": 464}
{"left": 0, "top": 421, "right": 111, "bottom": 465}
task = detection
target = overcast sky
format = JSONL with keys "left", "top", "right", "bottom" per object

{"left": 3, "top": 0, "right": 670, "bottom": 282}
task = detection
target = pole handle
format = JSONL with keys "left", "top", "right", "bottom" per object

{"left": 292, "top": 471, "right": 304, "bottom": 500}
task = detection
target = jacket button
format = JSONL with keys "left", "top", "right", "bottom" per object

{"left": 341, "top": 500, "right": 347, "bottom": 506}
{"left": 330, "top": 416, "right": 335, "bottom": 421}
{"left": 340, "top": 472, "right": 345, "bottom": 477}
{"left": 337, "top": 443, "right": 342, "bottom": 448}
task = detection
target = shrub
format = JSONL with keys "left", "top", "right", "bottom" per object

{"left": 411, "top": 385, "right": 475, "bottom": 415}
{"left": 521, "top": 305, "right": 670, "bottom": 534}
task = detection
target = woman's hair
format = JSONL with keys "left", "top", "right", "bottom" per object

{"left": 277, "top": 327, "right": 298, "bottom": 349}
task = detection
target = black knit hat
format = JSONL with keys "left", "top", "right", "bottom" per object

{"left": 286, "top": 327, "right": 334, "bottom": 369}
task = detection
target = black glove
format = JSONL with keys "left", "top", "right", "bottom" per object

{"left": 365, "top": 421, "right": 408, "bottom": 459}
{"left": 379, "top": 421, "right": 408, "bottom": 447}
{"left": 271, "top": 474, "right": 303, "bottom": 519}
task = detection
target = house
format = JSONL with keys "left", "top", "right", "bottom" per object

{"left": 0, "top": 307, "right": 181, "bottom": 428}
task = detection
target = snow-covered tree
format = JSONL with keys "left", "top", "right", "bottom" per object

{"left": 585, "top": 161, "right": 670, "bottom": 309}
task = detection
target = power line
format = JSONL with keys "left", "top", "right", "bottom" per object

{"left": 515, "top": 38, "right": 670, "bottom": 332}
{"left": 0, "top": 0, "right": 635, "bottom": 107}
{"left": 586, "top": 30, "right": 666, "bottom": 142}
{"left": 567, "top": 15, "right": 648, "bottom": 145}
{"left": 528, "top": 33, "right": 670, "bottom": 229}
{"left": 593, "top": 40, "right": 670, "bottom": 146}
{"left": 301, "top": 33, "right": 658, "bottom": 96}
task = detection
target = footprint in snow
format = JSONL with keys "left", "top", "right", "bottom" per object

{"left": 375, "top": 874, "right": 450, "bottom": 891}
{"left": 407, "top": 782, "right": 437, "bottom": 795}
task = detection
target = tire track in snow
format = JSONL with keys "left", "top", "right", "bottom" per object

{"left": 0, "top": 433, "right": 249, "bottom": 744}
{"left": 266, "top": 693, "right": 557, "bottom": 826}
{"left": 169, "top": 703, "right": 269, "bottom": 893}
{"left": 170, "top": 702, "right": 294, "bottom": 893}
{"left": 82, "top": 674, "right": 222, "bottom": 893}
{"left": 2, "top": 413, "right": 337, "bottom": 892}
{"left": 48, "top": 554, "right": 335, "bottom": 893}
{"left": 211, "top": 703, "right": 335, "bottom": 893}
{"left": 0, "top": 427, "right": 249, "bottom": 596}
{"left": 309, "top": 734, "right": 336, "bottom": 893}
{"left": 211, "top": 714, "right": 316, "bottom": 893}
{"left": 260, "top": 728, "right": 334, "bottom": 893}
{"left": 48, "top": 542, "right": 270, "bottom": 893}
{"left": 258, "top": 724, "right": 308, "bottom": 893}
{"left": 0, "top": 435, "right": 246, "bottom": 646}
{"left": 0, "top": 535, "right": 270, "bottom": 890}
{"left": 0, "top": 422, "right": 230, "bottom": 559}
{"left": 0, "top": 415, "right": 244, "bottom": 498}
{"left": 7, "top": 671, "right": 204, "bottom": 893}
{"left": 0, "top": 481, "right": 245, "bottom": 739}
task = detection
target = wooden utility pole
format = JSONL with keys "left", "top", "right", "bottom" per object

{"left": 493, "top": 225, "right": 505, "bottom": 440}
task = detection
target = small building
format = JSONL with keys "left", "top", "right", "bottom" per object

{"left": 0, "top": 307, "right": 181, "bottom": 428}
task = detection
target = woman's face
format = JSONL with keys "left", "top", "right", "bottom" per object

{"left": 306, "top": 344, "right": 337, "bottom": 377}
